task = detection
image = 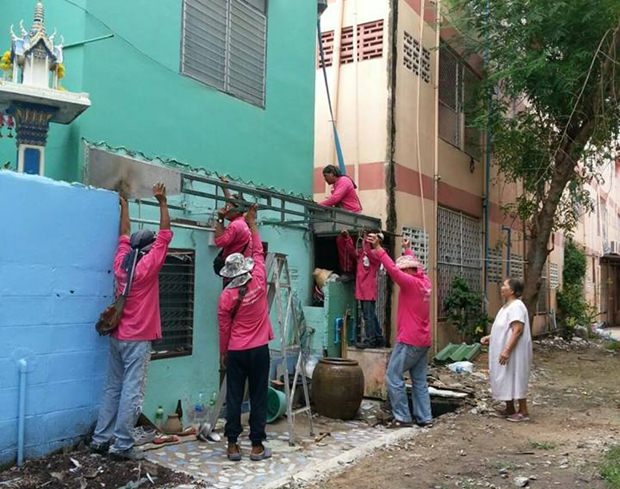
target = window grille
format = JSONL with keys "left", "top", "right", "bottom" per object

{"left": 317, "top": 30, "right": 335, "bottom": 68}
{"left": 438, "top": 45, "right": 481, "bottom": 158}
{"left": 181, "top": 0, "right": 267, "bottom": 107}
{"left": 152, "top": 250, "right": 195, "bottom": 358}
{"left": 488, "top": 246, "right": 503, "bottom": 283}
{"left": 340, "top": 20, "right": 384, "bottom": 65}
{"left": 401, "top": 226, "right": 429, "bottom": 269}
{"left": 549, "top": 262, "right": 559, "bottom": 289}
{"left": 510, "top": 253, "right": 525, "bottom": 279}
{"left": 403, "top": 31, "right": 431, "bottom": 83}
{"left": 437, "top": 207, "right": 482, "bottom": 316}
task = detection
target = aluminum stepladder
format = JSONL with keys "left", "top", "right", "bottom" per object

{"left": 266, "top": 252, "right": 314, "bottom": 446}
{"left": 199, "top": 253, "right": 314, "bottom": 445}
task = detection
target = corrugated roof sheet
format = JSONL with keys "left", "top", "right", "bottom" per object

{"left": 434, "top": 343, "right": 482, "bottom": 363}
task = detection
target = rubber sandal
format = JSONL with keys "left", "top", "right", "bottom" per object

{"left": 506, "top": 413, "right": 530, "bottom": 423}
{"left": 387, "top": 420, "right": 414, "bottom": 429}
{"left": 227, "top": 443, "right": 242, "bottom": 462}
{"left": 153, "top": 435, "right": 180, "bottom": 444}
{"left": 250, "top": 446, "right": 272, "bottom": 461}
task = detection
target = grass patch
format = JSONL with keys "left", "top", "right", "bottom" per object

{"left": 604, "top": 340, "right": 620, "bottom": 352}
{"left": 529, "top": 440, "right": 556, "bottom": 450}
{"left": 601, "top": 445, "right": 620, "bottom": 489}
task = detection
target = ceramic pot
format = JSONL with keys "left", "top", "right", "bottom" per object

{"left": 312, "top": 357, "right": 364, "bottom": 420}
{"left": 162, "top": 413, "right": 183, "bottom": 434}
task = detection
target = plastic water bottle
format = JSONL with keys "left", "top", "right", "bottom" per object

{"left": 155, "top": 405, "right": 164, "bottom": 429}
{"left": 194, "top": 392, "right": 206, "bottom": 422}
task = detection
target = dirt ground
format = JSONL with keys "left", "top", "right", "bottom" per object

{"left": 0, "top": 446, "right": 203, "bottom": 489}
{"left": 308, "top": 339, "right": 620, "bottom": 489}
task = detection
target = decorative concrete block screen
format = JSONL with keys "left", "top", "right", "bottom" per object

{"left": 0, "top": 171, "right": 118, "bottom": 465}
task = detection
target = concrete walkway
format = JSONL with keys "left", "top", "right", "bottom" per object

{"left": 145, "top": 414, "right": 426, "bottom": 489}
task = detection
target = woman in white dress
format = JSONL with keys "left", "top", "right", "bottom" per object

{"left": 481, "top": 278, "right": 533, "bottom": 422}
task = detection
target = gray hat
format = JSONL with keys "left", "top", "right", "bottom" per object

{"left": 219, "top": 253, "right": 255, "bottom": 278}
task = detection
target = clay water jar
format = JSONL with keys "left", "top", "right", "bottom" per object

{"left": 312, "top": 357, "right": 364, "bottom": 420}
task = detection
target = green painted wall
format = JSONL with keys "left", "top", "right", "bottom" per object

{"left": 1, "top": 0, "right": 318, "bottom": 425}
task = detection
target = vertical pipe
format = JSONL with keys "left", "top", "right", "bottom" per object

{"left": 432, "top": 0, "right": 441, "bottom": 354}
{"left": 483, "top": 0, "right": 492, "bottom": 313}
{"left": 353, "top": 0, "right": 360, "bottom": 187}
{"left": 17, "top": 358, "right": 27, "bottom": 467}
{"left": 502, "top": 225, "right": 512, "bottom": 277}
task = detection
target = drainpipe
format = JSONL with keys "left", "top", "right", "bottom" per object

{"left": 17, "top": 358, "right": 28, "bottom": 467}
{"left": 385, "top": 0, "right": 399, "bottom": 344}
{"left": 482, "top": 0, "right": 492, "bottom": 313}
{"left": 353, "top": 0, "right": 360, "bottom": 187}
{"left": 432, "top": 0, "right": 441, "bottom": 355}
{"left": 502, "top": 225, "right": 512, "bottom": 277}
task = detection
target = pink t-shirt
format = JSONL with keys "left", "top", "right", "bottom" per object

{"left": 341, "top": 235, "right": 380, "bottom": 301}
{"left": 376, "top": 248, "right": 432, "bottom": 347}
{"left": 112, "top": 229, "right": 174, "bottom": 341}
{"left": 218, "top": 232, "right": 274, "bottom": 353}
{"left": 320, "top": 176, "right": 362, "bottom": 213}
{"left": 214, "top": 215, "right": 252, "bottom": 258}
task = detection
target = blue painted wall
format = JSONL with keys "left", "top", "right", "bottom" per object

{"left": 0, "top": 171, "right": 118, "bottom": 465}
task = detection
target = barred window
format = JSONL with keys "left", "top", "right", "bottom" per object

{"left": 438, "top": 46, "right": 482, "bottom": 159}
{"left": 152, "top": 250, "right": 195, "bottom": 359}
{"left": 403, "top": 31, "right": 431, "bottom": 83}
{"left": 318, "top": 20, "right": 384, "bottom": 68}
{"left": 437, "top": 207, "right": 482, "bottom": 317}
{"left": 181, "top": 0, "right": 267, "bottom": 107}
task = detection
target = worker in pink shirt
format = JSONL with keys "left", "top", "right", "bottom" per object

{"left": 91, "top": 183, "right": 173, "bottom": 461}
{"left": 319, "top": 165, "right": 362, "bottom": 213}
{"left": 218, "top": 204, "right": 274, "bottom": 462}
{"left": 367, "top": 235, "right": 433, "bottom": 428}
{"left": 340, "top": 230, "right": 385, "bottom": 348}
{"left": 213, "top": 178, "right": 252, "bottom": 275}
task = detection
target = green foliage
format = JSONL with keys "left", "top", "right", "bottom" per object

{"left": 445, "top": 0, "right": 620, "bottom": 313}
{"left": 443, "top": 277, "right": 490, "bottom": 342}
{"left": 529, "top": 440, "right": 556, "bottom": 450}
{"left": 601, "top": 445, "right": 620, "bottom": 489}
{"left": 445, "top": 0, "right": 620, "bottom": 233}
{"left": 557, "top": 240, "right": 594, "bottom": 339}
{"left": 563, "top": 239, "right": 587, "bottom": 285}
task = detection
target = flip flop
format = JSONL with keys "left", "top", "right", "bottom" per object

{"left": 250, "top": 446, "right": 272, "bottom": 461}
{"left": 506, "top": 413, "right": 530, "bottom": 423}
{"left": 153, "top": 434, "right": 180, "bottom": 444}
{"left": 386, "top": 420, "right": 414, "bottom": 429}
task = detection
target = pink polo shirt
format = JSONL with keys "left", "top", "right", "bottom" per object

{"left": 376, "top": 248, "right": 432, "bottom": 347}
{"left": 340, "top": 235, "right": 380, "bottom": 301}
{"left": 214, "top": 215, "right": 252, "bottom": 258}
{"left": 320, "top": 176, "right": 362, "bottom": 213}
{"left": 218, "top": 232, "right": 274, "bottom": 354}
{"left": 112, "top": 229, "right": 174, "bottom": 341}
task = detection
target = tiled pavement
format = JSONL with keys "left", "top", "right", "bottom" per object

{"left": 145, "top": 416, "right": 389, "bottom": 489}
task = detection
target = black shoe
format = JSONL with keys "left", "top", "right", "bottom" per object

{"left": 355, "top": 340, "right": 372, "bottom": 349}
{"left": 89, "top": 442, "right": 109, "bottom": 455}
{"left": 109, "top": 448, "right": 145, "bottom": 461}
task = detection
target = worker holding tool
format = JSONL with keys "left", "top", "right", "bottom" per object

{"left": 213, "top": 177, "right": 252, "bottom": 275}
{"left": 217, "top": 204, "right": 274, "bottom": 462}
